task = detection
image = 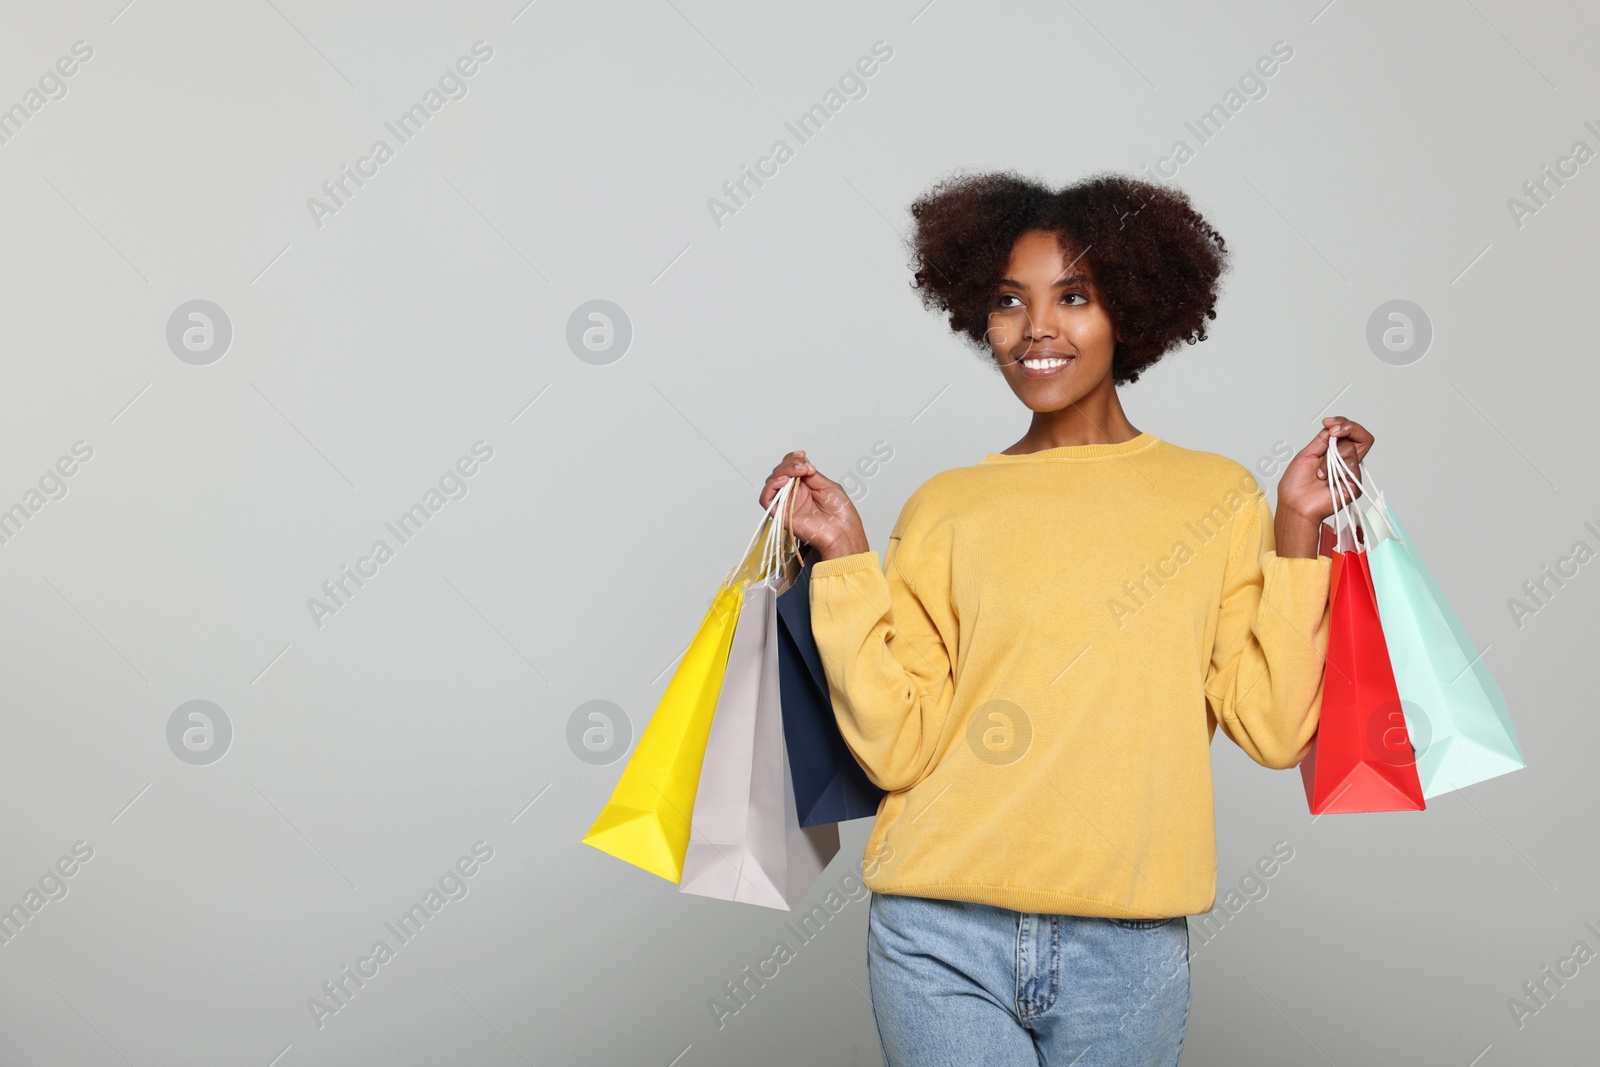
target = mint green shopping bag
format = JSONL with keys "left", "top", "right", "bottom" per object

{"left": 1330, "top": 449, "right": 1526, "bottom": 798}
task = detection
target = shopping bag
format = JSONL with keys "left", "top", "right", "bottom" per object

{"left": 681, "top": 480, "right": 840, "bottom": 908}
{"left": 1326, "top": 448, "right": 1525, "bottom": 798}
{"left": 581, "top": 481, "right": 797, "bottom": 883}
{"left": 775, "top": 543, "right": 886, "bottom": 826}
{"left": 1299, "top": 446, "right": 1426, "bottom": 814}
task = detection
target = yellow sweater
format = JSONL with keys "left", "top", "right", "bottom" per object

{"left": 808, "top": 432, "right": 1333, "bottom": 919}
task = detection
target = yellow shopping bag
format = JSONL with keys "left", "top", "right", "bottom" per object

{"left": 581, "top": 481, "right": 800, "bottom": 883}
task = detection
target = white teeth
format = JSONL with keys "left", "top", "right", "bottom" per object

{"left": 1022, "top": 357, "right": 1070, "bottom": 369}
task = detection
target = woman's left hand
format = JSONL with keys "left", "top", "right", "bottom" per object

{"left": 1276, "top": 416, "right": 1375, "bottom": 524}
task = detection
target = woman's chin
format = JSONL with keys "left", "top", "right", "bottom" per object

{"left": 1008, "top": 383, "right": 1083, "bottom": 413}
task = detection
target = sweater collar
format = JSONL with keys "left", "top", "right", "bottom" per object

{"left": 981, "top": 432, "right": 1160, "bottom": 463}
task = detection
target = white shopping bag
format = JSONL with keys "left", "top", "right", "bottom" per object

{"left": 679, "top": 480, "right": 839, "bottom": 909}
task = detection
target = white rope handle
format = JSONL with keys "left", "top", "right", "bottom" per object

{"left": 758, "top": 476, "right": 801, "bottom": 585}
{"left": 779, "top": 473, "right": 800, "bottom": 571}
{"left": 1326, "top": 435, "right": 1401, "bottom": 548}
{"left": 1329, "top": 438, "right": 1365, "bottom": 551}
{"left": 1324, "top": 438, "right": 1350, "bottom": 550}
{"left": 760, "top": 481, "right": 785, "bottom": 579}
{"left": 761, "top": 479, "right": 793, "bottom": 580}
{"left": 1329, "top": 434, "right": 1395, "bottom": 556}
{"left": 724, "top": 477, "right": 796, "bottom": 588}
{"left": 779, "top": 479, "right": 796, "bottom": 572}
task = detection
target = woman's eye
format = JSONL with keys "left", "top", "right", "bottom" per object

{"left": 996, "top": 294, "right": 1020, "bottom": 308}
{"left": 1064, "top": 292, "right": 1087, "bottom": 306}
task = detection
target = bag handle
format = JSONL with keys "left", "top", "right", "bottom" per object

{"left": 725, "top": 476, "right": 799, "bottom": 588}
{"left": 725, "top": 478, "right": 790, "bottom": 587}
{"left": 1324, "top": 436, "right": 1369, "bottom": 552}
{"left": 1325, "top": 436, "right": 1402, "bottom": 555}
{"left": 757, "top": 476, "right": 801, "bottom": 585}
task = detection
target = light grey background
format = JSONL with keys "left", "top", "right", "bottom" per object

{"left": 0, "top": 0, "right": 1595, "bottom": 1064}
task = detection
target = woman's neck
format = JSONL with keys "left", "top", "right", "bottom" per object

{"left": 1001, "top": 398, "right": 1140, "bottom": 455}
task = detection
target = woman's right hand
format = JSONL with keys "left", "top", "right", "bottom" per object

{"left": 760, "top": 451, "right": 871, "bottom": 561}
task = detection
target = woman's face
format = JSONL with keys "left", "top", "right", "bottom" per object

{"left": 987, "top": 229, "right": 1119, "bottom": 412}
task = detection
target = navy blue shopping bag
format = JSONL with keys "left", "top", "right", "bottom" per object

{"left": 775, "top": 543, "right": 886, "bottom": 826}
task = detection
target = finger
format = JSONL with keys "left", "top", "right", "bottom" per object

{"left": 1326, "top": 418, "right": 1371, "bottom": 444}
{"left": 759, "top": 469, "right": 801, "bottom": 509}
{"left": 1322, "top": 417, "right": 1375, "bottom": 459}
{"left": 770, "top": 453, "right": 816, "bottom": 484}
{"left": 800, "top": 470, "right": 853, "bottom": 514}
{"left": 798, "top": 466, "right": 838, "bottom": 495}
{"left": 764, "top": 458, "right": 827, "bottom": 510}
{"left": 1298, "top": 427, "right": 1338, "bottom": 479}
{"left": 1344, "top": 424, "right": 1374, "bottom": 459}
{"left": 1334, "top": 434, "right": 1367, "bottom": 474}
{"left": 1299, "top": 426, "right": 1335, "bottom": 459}
{"left": 771, "top": 453, "right": 803, "bottom": 471}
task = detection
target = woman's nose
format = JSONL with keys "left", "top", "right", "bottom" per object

{"left": 1023, "top": 311, "right": 1059, "bottom": 341}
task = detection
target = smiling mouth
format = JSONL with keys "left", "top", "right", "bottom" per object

{"left": 1019, "top": 354, "right": 1075, "bottom": 377}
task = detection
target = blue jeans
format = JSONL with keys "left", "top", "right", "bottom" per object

{"left": 866, "top": 892, "right": 1191, "bottom": 1066}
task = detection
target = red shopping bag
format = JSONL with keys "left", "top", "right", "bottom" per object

{"left": 1299, "top": 485, "right": 1426, "bottom": 814}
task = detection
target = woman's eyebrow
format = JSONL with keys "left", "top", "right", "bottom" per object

{"left": 996, "top": 272, "right": 1093, "bottom": 289}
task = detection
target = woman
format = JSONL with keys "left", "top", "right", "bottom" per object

{"left": 759, "top": 171, "right": 1371, "bottom": 1066}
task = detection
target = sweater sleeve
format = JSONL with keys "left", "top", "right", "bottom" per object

{"left": 807, "top": 527, "right": 958, "bottom": 793}
{"left": 1205, "top": 489, "right": 1334, "bottom": 771}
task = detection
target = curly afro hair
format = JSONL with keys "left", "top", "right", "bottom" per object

{"left": 906, "top": 170, "right": 1229, "bottom": 386}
